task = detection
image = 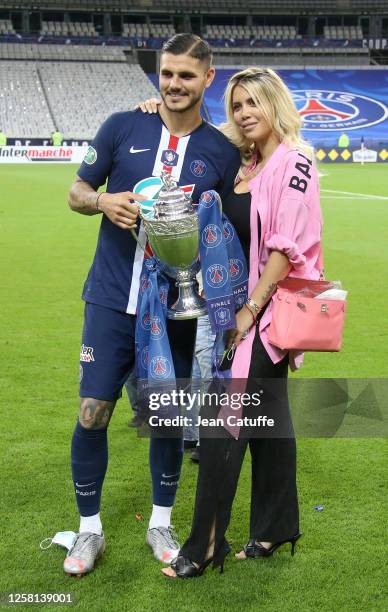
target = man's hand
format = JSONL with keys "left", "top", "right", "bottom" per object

{"left": 134, "top": 98, "right": 162, "bottom": 114}
{"left": 227, "top": 306, "right": 254, "bottom": 349}
{"left": 97, "top": 191, "right": 145, "bottom": 230}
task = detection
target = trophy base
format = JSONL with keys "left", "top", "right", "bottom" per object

{"left": 167, "top": 272, "right": 208, "bottom": 320}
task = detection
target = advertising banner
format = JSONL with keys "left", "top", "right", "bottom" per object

{"left": 0, "top": 146, "right": 87, "bottom": 164}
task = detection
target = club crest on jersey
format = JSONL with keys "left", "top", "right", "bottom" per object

{"left": 161, "top": 149, "right": 179, "bottom": 167}
{"left": 215, "top": 307, "right": 231, "bottom": 326}
{"left": 206, "top": 264, "right": 228, "bottom": 289}
{"left": 150, "top": 315, "right": 165, "bottom": 339}
{"left": 292, "top": 90, "right": 388, "bottom": 131}
{"left": 141, "top": 311, "right": 151, "bottom": 331}
{"left": 80, "top": 344, "right": 95, "bottom": 362}
{"left": 159, "top": 287, "right": 168, "bottom": 306}
{"left": 83, "top": 146, "right": 97, "bottom": 165}
{"left": 202, "top": 224, "right": 222, "bottom": 248}
{"left": 199, "top": 191, "right": 215, "bottom": 209}
{"left": 190, "top": 159, "right": 207, "bottom": 177}
{"left": 141, "top": 346, "right": 149, "bottom": 369}
{"left": 150, "top": 356, "right": 172, "bottom": 380}
{"left": 222, "top": 220, "right": 235, "bottom": 244}
{"left": 229, "top": 258, "right": 243, "bottom": 281}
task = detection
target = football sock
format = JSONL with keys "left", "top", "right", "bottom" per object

{"left": 150, "top": 436, "right": 183, "bottom": 507}
{"left": 71, "top": 421, "right": 108, "bottom": 518}
{"left": 148, "top": 505, "right": 173, "bottom": 530}
{"left": 80, "top": 512, "right": 102, "bottom": 536}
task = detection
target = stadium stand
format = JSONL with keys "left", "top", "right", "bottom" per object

{"left": 0, "top": 43, "right": 127, "bottom": 61}
{"left": 40, "top": 20, "right": 99, "bottom": 37}
{"left": 323, "top": 26, "right": 363, "bottom": 39}
{"left": 0, "top": 61, "right": 55, "bottom": 138}
{"left": 0, "top": 45, "right": 157, "bottom": 138}
{"left": 0, "top": 18, "right": 15, "bottom": 35}
{"left": 204, "top": 25, "right": 299, "bottom": 41}
{"left": 41, "top": 61, "right": 157, "bottom": 139}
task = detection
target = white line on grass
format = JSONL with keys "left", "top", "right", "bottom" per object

{"left": 321, "top": 189, "right": 388, "bottom": 201}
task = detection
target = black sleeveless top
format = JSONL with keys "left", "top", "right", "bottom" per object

{"left": 222, "top": 190, "right": 261, "bottom": 271}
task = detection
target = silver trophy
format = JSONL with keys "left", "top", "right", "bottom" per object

{"left": 140, "top": 171, "right": 207, "bottom": 320}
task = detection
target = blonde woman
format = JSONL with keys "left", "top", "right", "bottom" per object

{"left": 138, "top": 67, "right": 323, "bottom": 578}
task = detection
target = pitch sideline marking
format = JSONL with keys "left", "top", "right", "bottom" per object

{"left": 321, "top": 189, "right": 388, "bottom": 201}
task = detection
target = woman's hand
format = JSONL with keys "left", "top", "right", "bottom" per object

{"left": 227, "top": 306, "right": 254, "bottom": 349}
{"left": 134, "top": 98, "right": 162, "bottom": 114}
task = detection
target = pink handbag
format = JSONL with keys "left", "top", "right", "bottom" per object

{"left": 267, "top": 278, "right": 346, "bottom": 352}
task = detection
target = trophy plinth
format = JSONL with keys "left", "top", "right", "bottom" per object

{"left": 140, "top": 172, "right": 207, "bottom": 320}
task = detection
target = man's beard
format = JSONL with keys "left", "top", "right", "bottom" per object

{"left": 161, "top": 91, "right": 202, "bottom": 113}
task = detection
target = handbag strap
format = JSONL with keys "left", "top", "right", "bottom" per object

{"left": 317, "top": 243, "right": 324, "bottom": 280}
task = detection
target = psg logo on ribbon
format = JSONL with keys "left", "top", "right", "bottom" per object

{"left": 199, "top": 191, "right": 215, "bottom": 209}
{"left": 229, "top": 258, "right": 243, "bottom": 282}
{"left": 292, "top": 90, "right": 388, "bottom": 131}
{"left": 161, "top": 149, "right": 179, "bottom": 167}
{"left": 141, "top": 311, "right": 152, "bottom": 331}
{"left": 150, "top": 315, "right": 165, "bottom": 339}
{"left": 144, "top": 258, "right": 156, "bottom": 271}
{"left": 140, "top": 274, "right": 150, "bottom": 295}
{"left": 190, "top": 159, "right": 207, "bottom": 177}
{"left": 159, "top": 287, "right": 168, "bottom": 306}
{"left": 235, "top": 293, "right": 246, "bottom": 307}
{"left": 205, "top": 264, "right": 228, "bottom": 289}
{"left": 202, "top": 223, "right": 222, "bottom": 248}
{"left": 215, "top": 307, "right": 231, "bottom": 326}
{"left": 141, "top": 346, "right": 149, "bottom": 369}
{"left": 150, "top": 356, "right": 172, "bottom": 380}
{"left": 222, "top": 220, "right": 235, "bottom": 244}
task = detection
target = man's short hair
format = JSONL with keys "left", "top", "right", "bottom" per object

{"left": 162, "top": 33, "right": 213, "bottom": 68}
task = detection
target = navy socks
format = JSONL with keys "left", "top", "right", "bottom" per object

{"left": 71, "top": 421, "right": 108, "bottom": 517}
{"left": 150, "top": 437, "right": 184, "bottom": 506}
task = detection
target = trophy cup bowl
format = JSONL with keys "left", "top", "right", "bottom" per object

{"left": 140, "top": 172, "right": 207, "bottom": 320}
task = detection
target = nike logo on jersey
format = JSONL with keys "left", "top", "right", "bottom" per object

{"left": 161, "top": 472, "right": 180, "bottom": 479}
{"left": 130, "top": 146, "right": 151, "bottom": 154}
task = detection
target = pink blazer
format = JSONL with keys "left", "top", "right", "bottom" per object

{"left": 231, "top": 142, "right": 323, "bottom": 377}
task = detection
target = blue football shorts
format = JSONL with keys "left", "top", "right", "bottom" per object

{"left": 79, "top": 302, "right": 196, "bottom": 402}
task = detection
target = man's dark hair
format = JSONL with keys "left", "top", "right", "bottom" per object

{"left": 162, "top": 33, "right": 213, "bottom": 67}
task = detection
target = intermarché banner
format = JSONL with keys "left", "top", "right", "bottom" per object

{"left": 0, "top": 146, "right": 87, "bottom": 163}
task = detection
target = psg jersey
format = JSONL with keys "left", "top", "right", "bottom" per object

{"left": 77, "top": 110, "right": 241, "bottom": 314}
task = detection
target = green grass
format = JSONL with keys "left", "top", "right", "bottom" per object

{"left": 0, "top": 164, "right": 387, "bottom": 611}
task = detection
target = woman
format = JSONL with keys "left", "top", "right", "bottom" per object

{"left": 139, "top": 67, "right": 322, "bottom": 578}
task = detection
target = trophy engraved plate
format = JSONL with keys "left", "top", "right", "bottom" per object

{"left": 140, "top": 171, "right": 207, "bottom": 319}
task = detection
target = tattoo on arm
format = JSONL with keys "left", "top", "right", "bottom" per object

{"left": 68, "top": 178, "right": 100, "bottom": 216}
{"left": 261, "top": 282, "right": 277, "bottom": 305}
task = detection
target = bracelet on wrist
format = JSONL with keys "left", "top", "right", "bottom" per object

{"left": 95, "top": 192, "right": 104, "bottom": 211}
{"left": 245, "top": 297, "right": 262, "bottom": 324}
{"left": 243, "top": 303, "right": 256, "bottom": 324}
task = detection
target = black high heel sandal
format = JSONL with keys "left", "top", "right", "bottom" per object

{"left": 166, "top": 542, "right": 231, "bottom": 579}
{"left": 242, "top": 532, "right": 302, "bottom": 559}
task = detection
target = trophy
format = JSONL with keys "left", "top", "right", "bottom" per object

{"left": 140, "top": 171, "right": 207, "bottom": 320}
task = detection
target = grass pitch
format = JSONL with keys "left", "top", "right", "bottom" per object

{"left": 0, "top": 163, "right": 387, "bottom": 611}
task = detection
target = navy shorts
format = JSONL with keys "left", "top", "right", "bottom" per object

{"left": 79, "top": 302, "right": 196, "bottom": 402}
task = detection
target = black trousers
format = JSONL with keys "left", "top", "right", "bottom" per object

{"left": 180, "top": 327, "right": 299, "bottom": 566}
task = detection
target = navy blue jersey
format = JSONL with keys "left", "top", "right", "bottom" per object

{"left": 78, "top": 110, "right": 241, "bottom": 313}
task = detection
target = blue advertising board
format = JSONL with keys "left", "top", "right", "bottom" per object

{"left": 204, "top": 69, "right": 388, "bottom": 154}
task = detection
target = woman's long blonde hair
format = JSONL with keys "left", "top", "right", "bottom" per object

{"left": 221, "top": 67, "right": 313, "bottom": 166}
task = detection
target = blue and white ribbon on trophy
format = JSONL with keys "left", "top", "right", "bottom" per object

{"left": 135, "top": 190, "right": 248, "bottom": 392}
{"left": 197, "top": 190, "right": 248, "bottom": 334}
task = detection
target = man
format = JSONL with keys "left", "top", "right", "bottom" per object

{"left": 64, "top": 33, "right": 240, "bottom": 576}
{"left": 0, "top": 128, "right": 7, "bottom": 146}
{"left": 51, "top": 128, "right": 63, "bottom": 146}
